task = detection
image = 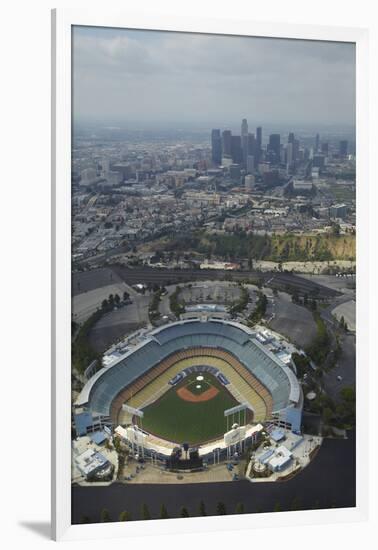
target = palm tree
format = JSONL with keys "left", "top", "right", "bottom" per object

{"left": 119, "top": 510, "right": 131, "bottom": 521}
{"left": 274, "top": 501, "right": 282, "bottom": 512}
{"left": 291, "top": 497, "right": 301, "bottom": 511}
{"left": 100, "top": 508, "right": 111, "bottom": 522}
{"left": 180, "top": 507, "right": 189, "bottom": 518}
{"left": 235, "top": 502, "right": 244, "bottom": 514}
{"left": 199, "top": 500, "right": 207, "bottom": 516}
{"left": 141, "top": 503, "right": 151, "bottom": 520}
{"left": 160, "top": 504, "right": 169, "bottom": 519}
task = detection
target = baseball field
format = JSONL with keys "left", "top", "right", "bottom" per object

{"left": 139, "top": 372, "right": 239, "bottom": 445}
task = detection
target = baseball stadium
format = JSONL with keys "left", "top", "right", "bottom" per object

{"left": 75, "top": 318, "right": 303, "bottom": 466}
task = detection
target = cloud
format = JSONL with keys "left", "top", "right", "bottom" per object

{"left": 72, "top": 26, "right": 355, "bottom": 127}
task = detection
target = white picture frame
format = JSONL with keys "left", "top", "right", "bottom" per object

{"left": 52, "top": 8, "right": 369, "bottom": 542}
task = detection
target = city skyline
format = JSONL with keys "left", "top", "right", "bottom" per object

{"left": 72, "top": 26, "right": 356, "bottom": 128}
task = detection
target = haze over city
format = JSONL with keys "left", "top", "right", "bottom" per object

{"left": 71, "top": 24, "right": 356, "bottom": 524}
{"left": 72, "top": 26, "right": 356, "bottom": 128}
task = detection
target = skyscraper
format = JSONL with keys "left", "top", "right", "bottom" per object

{"left": 268, "top": 134, "right": 281, "bottom": 164}
{"left": 211, "top": 129, "right": 222, "bottom": 165}
{"left": 222, "top": 130, "right": 232, "bottom": 157}
{"left": 230, "top": 135, "right": 243, "bottom": 164}
{"left": 246, "top": 155, "right": 255, "bottom": 174}
{"left": 315, "top": 133, "right": 320, "bottom": 153}
{"left": 286, "top": 142, "right": 294, "bottom": 167}
{"left": 245, "top": 133, "right": 256, "bottom": 170}
{"left": 247, "top": 133, "right": 256, "bottom": 156}
{"left": 241, "top": 118, "right": 248, "bottom": 136}
{"left": 293, "top": 139, "right": 300, "bottom": 162}
{"left": 255, "top": 126, "right": 262, "bottom": 165}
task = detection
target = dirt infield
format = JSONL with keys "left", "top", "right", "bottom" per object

{"left": 177, "top": 385, "right": 219, "bottom": 403}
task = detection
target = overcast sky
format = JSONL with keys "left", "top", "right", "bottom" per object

{"left": 72, "top": 26, "right": 355, "bottom": 129}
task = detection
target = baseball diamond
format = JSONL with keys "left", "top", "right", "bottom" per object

{"left": 76, "top": 319, "right": 303, "bottom": 448}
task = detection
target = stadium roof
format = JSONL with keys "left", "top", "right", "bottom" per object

{"left": 76, "top": 319, "right": 301, "bottom": 418}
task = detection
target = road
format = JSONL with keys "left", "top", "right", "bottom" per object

{"left": 72, "top": 432, "right": 355, "bottom": 523}
{"left": 72, "top": 266, "right": 340, "bottom": 301}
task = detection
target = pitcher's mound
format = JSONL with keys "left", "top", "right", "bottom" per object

{"left": 177, "top": 385, "right": 219, "bottom": 403}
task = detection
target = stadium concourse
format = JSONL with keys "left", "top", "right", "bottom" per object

{"left": 75, "top": 318, "right": 303, "bottom": 466}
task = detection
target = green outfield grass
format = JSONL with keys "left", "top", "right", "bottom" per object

{"left": 139, "top": 373, "right": 239, "bottom": 445}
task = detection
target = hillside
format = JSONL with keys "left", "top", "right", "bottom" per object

{"left": 267, "top": 234, "right": 355, "bottom": 262}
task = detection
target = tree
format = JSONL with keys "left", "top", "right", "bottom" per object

{"left": 113, "top": 436, "right": 121, "bottom": 453}
{"left": 119, "top": 510, "right": 131, "bottom": 522}
{"left": 101, "top": 298, "right": 109, "bottom": 310}
{"left": 274, "top": 502, "right": 282, "bottom": 512}
{"left": 108, "top": 293, "right": 114, "bottom": 305}
{"left": 216, "top": 502, "right": 227, "bottom": 515}
{"left": 123, "top": 291, "right": 130, "bottom": 302}
{"left": 100, "top": 508, "right": 111, "bottom": 523}
{"left": 141, "top": 503, "right": 151, "bottom": 520}
{"left": 80, "top": 515, "right": 91, "bottom": 524}
{"left": 235, "top": 502, "right": 245, "bottom": 514}
{"left": 114, "top": 293, "right": 120, "bottom": 305}
{"left": 160, "top": 504, "right": 169, "bottom": 519}
{"left": 322, "top": 407, "right": 333, "bottom": 425}
{"left": 199, "top": 500, "right": 207, "bottom": 516}
{"left": 290, "top": 497, "right": 302, "bottom": 511}
{"left": 180, "top": 507, "right": 190, "bottom": 518}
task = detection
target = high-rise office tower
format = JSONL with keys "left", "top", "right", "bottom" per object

{"left": 255, "top": 126, "right": 262, "bottom": 165}
{"left": 211, "top": 129, "right": 222, "bottom": 165}
{"left": 315, "top": 133, "right": 320, "bottom": 153}
{"left": 241, "top": 120, "right": 249, "bottom": 167}
{"left": 268, "top": 134, "right": 281, "bottom": 164}
{"left": 339, "top": 140, "right": 348, "bottom": 156}
{"left": 230, "top": 135, "right": 243, "bottom": 164}
{"left": 222, "top": 130, "right": 232, "bottom": 157}
{"left": 288, "top": 132, "right": 295, "bottom": 144}
{"left": 286, "top": 142, "right": 294, "bottom": 167}
{"left": 246, "top": 155, "right": 255, "bottom": 174}
{"left": 242, "top": 132, "right": 254, "bottom": 167}
{"left": 321, "top": 142, "right": 329, "bottom": 156}
{"left": 241, "top": 118, "right": 249, "bottom": 136}
{"left": 247, "top": 133, "right": 256, "bottom": 156}
{"left": 293, "top": 139, "right": 300, "bottom": 162}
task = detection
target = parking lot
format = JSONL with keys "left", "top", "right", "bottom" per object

{"left": 88, "top": 296, "right": 151, "bottom": 352}
{"left": 323, "top": 333, "right": 356, "bottom": 401}
{"left": 268, "top": 292, "right": 318, "bottom": 349}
